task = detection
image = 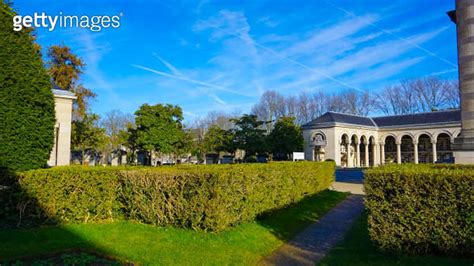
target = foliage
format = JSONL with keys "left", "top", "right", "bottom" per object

{"left": 0, "top": 3, "right": 55, "bottom": 171}
{"left": 267, "top": 116, "right": 304, "bottom": 160}
{"left": 1, "top": 162, "right": 335, "bottom": 232}
{"left": 71, "top": 113, "right": 107, "bottom": 164}
{"left": 46, "top": 44, "right": 96, "bottom": 120}
{"left": 231, "top": 114, "right": 266, "bottom": 158}
{"left": 0, "top": 190, "right": 346, "bottom": 265}
{"left": 202, "top": 125, "right": 234, "bottom": 154}
{"left": 120, "top": 161, "right": 335, "bottom": 231}
{"left": 134, "top": 104, "right": 186, "bottom": 155}
{"left": 319, "top": 213, "right": 473, "bottom": 266}
{"left": 0, "top": 167, "right": 122, "bottom": 227}
{"left": 364, "top": 164, "right": 473, "bottom": 256}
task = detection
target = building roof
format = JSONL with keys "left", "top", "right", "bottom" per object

{"left": 51, "top": 80, "right": 76, "bottom": 99}
{"left": 302, "top": 110, "right": 461, "bottom": 129}
{"left": 372, "top": 110, "right": 461, "bottom": 128}
{"left": 302, "top": 111, "right": 377, "bottom": 128}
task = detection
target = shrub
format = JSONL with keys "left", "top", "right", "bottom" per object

{"left": 119, "top": 162, "right": 334, "bottom": 231}
{"left": 0, "top": 166, "right": 123, "bottom": 227}
{"left": 0, "top": 3, "right": 56, "bottom": 171}
{"left": 365, "top": 164, "right": 473, "bottom": 256}
{"left": 0, "top": 162, "right": 335, "bottom": 231}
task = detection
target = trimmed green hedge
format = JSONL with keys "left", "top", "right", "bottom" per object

{"left": 1, "top": 162, "right": 334, "bottom": 231}
{"left": 365, "top": 164, "right": 473, "bottom": 256}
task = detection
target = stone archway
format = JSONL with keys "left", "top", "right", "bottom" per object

{"left": 340, "top": 134, "right": 350, "bottom": 167}
{"left": 418, "top": 134, "right": 432, "bottom": 163}
{"left": 350, "top": 135, "right": 359, "bottom": 167}
{"left": 401, "top": 135, "right": 414, "bottom": 163}
{"left": 384, "top": 136, "right": 397, "bottom": 164}
{"left": 437, "top": 133, "right": 453, "bottom": 163}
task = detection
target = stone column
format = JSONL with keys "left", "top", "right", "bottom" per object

{"left": 356, "top": 142, "right": 361, "bottom": 167}
{"left": 413, "top": 141, "right": 419, "bottom": 164}
{"left": 432, "top": 141, "right": 438, "bottom": 163}
{"left": 381, "top": 143, "right": 385, "bottom": 165}
{"left": 396, "top": 142, "right": 402, "bottom": 164}
{"left": 347, "top": 143, "right": 353, "bottom": 168}
{"left": 364, "top": 144, "right": 369, "bottom": 167}
{"left": 451, "top": 0, "right": 474, "bottom": 163}
{"left": 372, "top": 143, "right": 378, "bottom": 166}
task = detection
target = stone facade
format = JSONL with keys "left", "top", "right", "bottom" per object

{"left": 303, "top": 111, "right": 462, "bottom": 167}
{"left": 47, "top": 89, "right": 76, "bottom": 166}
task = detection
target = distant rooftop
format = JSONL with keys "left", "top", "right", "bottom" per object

{"left": 51, "top": 80, "right": 76, "bottom": 99}
{"left": 302, "top": 110, "right": 461, "bottom": 129}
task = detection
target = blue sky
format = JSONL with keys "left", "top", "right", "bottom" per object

{"left": 13, "top": 0, "right": 458, "bottom": 122}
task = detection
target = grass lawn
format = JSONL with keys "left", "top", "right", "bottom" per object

{"left": 319, "top": 213, "right": 473, "bottom": 266}
{"left": 0, "top": 190, "right": 347, "bottom": 265}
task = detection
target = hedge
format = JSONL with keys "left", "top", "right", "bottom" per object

{"left": 0, "top": 162, "right": 334, "bottom": 231}
{"left": 365, "top": 164, "right": 473, "bottom": 256}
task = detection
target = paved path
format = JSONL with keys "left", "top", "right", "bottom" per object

{"left": 261, "top": 194, "right": 364, "bottom": 266}
{"left": 330, "top": 182, "right": 365, "bottom": 195}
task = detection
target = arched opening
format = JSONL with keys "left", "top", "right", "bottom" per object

{"left": 350, "top": 135, "right": 358, "bottom": 167}
{"left": 384, "top": 136, "right": 397, "bottom": 164}
{"left": 401, "top": 135, "right": 414, "bottom": 163}
{"left": 312, "top": 133, "right": 326, "bottom": 162}
{"left": 340, "top": 134, "right": 349, "bottom": 167}
{"left": 418, "top": 134, "right": 432, "bottom": 163}
{"left": 360, "top": 136, "right": 368, "bottom": 167}
{"left": 437, "top": 133, "right": 453, "bottom": 163}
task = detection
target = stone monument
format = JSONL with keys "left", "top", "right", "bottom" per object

{"left": 449, "top": 0, "right": 474, "bottom": 164}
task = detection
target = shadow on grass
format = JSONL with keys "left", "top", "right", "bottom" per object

{"left": 256, "top": 190, "right": 348, "bottom": 241}
{"left": 0, "top": 168, "right": 126, "bottom": 264}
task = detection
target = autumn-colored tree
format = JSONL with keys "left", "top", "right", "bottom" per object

{"left": 46, "top": 45, "right": 96, "bottom": 119}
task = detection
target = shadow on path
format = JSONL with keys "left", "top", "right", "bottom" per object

{"left": 261, "top": 195, "right": 365, "bottom": 266}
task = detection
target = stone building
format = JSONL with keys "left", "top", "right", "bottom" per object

{"left": 303, "top": 0, "right": 473, "bottom": 166}
{"left": 302, "top": 110, "right": 461, "bottom": 167}
{"left": 47, "top": 85, "right": 76, "bottom": 166}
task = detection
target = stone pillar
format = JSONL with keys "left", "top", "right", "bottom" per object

{"left": 381, "top": 143, "right": 385, "bottom": 165}
{"left": 396, "top": 142, "right": 402, "bottom": 164}
{"left": 413, "top": 141, "right": 419, "bottom": 164}
{"left": 347, "top": 144, "right": 353, "bottom": 168}
{"left": 356, "top": 143, "right": 361, "bottom": 167}
{"left": 432, "top": 141, "right": 438, "bottom": 163}
{"left": 451, "top": 0, "right": 474, "bottom": 163}
{"left": 364, "top": 144, "right": 369, "bottom": 167}
{"left": 372, "top": 143, "right": 377, "bottom": 166}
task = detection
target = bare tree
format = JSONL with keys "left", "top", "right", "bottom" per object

{"left": 410, "top": 77, "right": 446, "bottom": 112}
{"left": 443, "top": 80, "right": 460, "bottom": 109}
{"left": 251, "top": 90, "right": 287, "bottom": 132}
{"left": 100, "top": 110, "right": 134, "bottom": 164}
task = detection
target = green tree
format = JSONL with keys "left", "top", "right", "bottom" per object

{"left": 231, "top": 114, "right": 266, "bottom": 159}
{"left": 134, "top": 104, "right": 186, "bottom": 162}
{"left": 0, "top": 3, "right": 55, "bottom": 171}
{"left": 46, "top": 45, "right": 96, "bottom": 120}
{"left": 71, "top": 113, "right": 107, "bottom": 165}
{"left": 203, "top": 125, "right": 234, "bottom": 154}
{"left": 267, "top": 116, "right": 304, "bottom": 160}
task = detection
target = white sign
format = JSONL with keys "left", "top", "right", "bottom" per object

{"left": 293, "top": 152, "right": 305, "bottom": 161}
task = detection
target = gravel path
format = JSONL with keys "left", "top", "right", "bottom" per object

{"left": 261, "top": 194, "right": 364, "bottom": 266}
